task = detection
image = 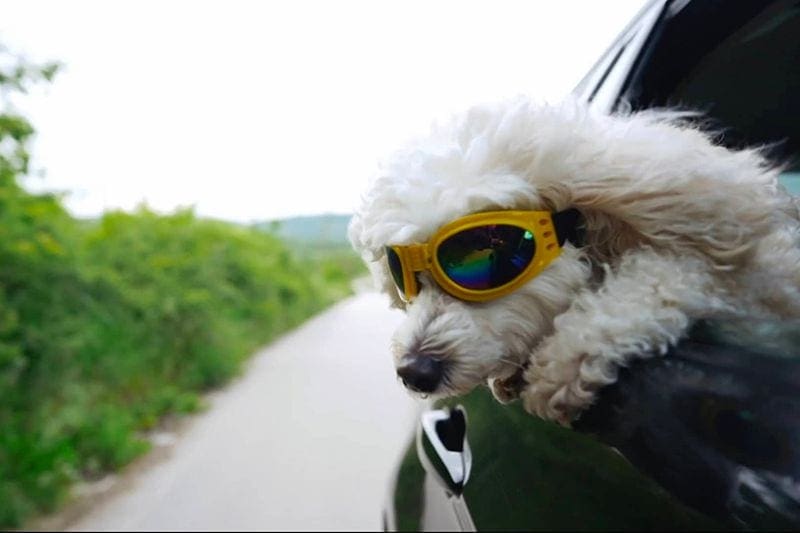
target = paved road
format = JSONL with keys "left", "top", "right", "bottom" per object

{"left": 53, "top": 291, "right": 420, "bottom": 531}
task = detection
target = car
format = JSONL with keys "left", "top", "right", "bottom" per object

{"left": 382, "top": 0, "right": 800, "bottom": 530}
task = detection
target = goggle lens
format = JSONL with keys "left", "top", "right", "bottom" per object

{"left": 385, "top": 246, "right": 405, "bottom": 294}
{"left": 436, "top": 224, "right": 536, "bottom": 290}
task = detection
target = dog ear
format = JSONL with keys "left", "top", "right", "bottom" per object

{"left": 533, "top": 110, "right": 789, "bottom": 268}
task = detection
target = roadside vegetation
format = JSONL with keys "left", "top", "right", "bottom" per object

{"left": 0, "top": 49, "right": 364, "bottom": 527}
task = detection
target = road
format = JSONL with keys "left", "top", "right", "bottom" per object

{"left": 45, "top": 290, "right": 420, "bottom": 531}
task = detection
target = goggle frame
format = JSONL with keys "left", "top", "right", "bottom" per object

{"left": 386, "top": 210, "right": 563, "bottom": 303}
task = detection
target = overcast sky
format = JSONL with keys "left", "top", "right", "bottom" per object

{"left": 2, "top": 0, "right": 645, "bottom": 223}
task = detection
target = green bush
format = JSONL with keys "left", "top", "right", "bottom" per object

{"left": 0, "top": 47, "right": 362, "bottom": 527}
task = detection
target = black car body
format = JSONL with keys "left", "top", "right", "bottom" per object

{"left": 384, "top": 0, "right": 800, "bottom": 530}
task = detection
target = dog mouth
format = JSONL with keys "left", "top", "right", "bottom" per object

{"left": 396, "top": 349, "right": 528, "bottom": 399}
{"left": 396, "top": 352, "right": 449, "bottom": 395}
{"left": 395, "top": 351, "right": 496, "bottom": 398}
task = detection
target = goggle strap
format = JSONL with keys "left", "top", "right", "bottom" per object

{"left": 552, "top": 208, "right": 584, "bottom": 247}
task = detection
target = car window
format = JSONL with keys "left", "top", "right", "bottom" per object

{"left": 781, "top": 172, "right": 800, "bottom": 195}
{"left": 622, "top": 0, "right": 800, "bottom": 183}
{"left": 573, "top": 39, "right": 626, "bottom": 103}
{"left": 574, "top": 1, "right": 666, "bottom": 104}
{"left": 584, "top": 2, "right": 665, "bottom": 113}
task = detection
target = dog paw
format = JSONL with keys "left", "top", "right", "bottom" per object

{"left": 519, "top": 381, "right": 576, "bottom": 426}
{"left": 520, "top": 356, "right": 604, "bottom": 426}
{"left": 489, "top": 369, "right": 526, "bottom": 404}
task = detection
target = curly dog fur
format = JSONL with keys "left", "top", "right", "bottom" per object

{"left": 349, "top": 97, "right": 800, "bottom": 426}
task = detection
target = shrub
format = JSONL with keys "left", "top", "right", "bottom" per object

{"left": 0, "top": 47, "right": 361, "bottom": 527}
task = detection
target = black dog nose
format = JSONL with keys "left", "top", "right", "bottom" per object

{"left": 397, "top": 353, "right": 443, "bottom": 393}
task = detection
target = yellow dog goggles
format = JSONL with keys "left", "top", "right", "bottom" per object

{"left": 385, "top": 209, "right": 581, "bottom": 303}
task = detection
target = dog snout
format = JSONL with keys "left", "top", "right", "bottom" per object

{"left": 397, "top": 353, "right": 443, "bottom": 393}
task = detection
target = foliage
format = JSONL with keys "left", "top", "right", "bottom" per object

{"left": 0, "top": 47, "right": 362, "bottom": 527}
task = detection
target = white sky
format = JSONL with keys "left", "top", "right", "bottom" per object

{"left": 2, "top": 0, "right": 645, "bottom": 223}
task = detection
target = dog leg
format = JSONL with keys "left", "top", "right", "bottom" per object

{"left": 520, "top": 249, "right": 725, "bottom": 426}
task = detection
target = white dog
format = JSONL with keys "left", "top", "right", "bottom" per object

{"left": 348, "top": 97, "right": 800, "bottom": 426}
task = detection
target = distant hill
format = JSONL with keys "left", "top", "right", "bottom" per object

{"left": 255, "top": 213, "right": 354, "bottom": 246}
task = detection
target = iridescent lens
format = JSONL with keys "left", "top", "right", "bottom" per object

{"left": 437, "top": 225, "right": 535, "bottom": 290}
{"left": 385, "top": 246, "right": 405, "bottom": 293}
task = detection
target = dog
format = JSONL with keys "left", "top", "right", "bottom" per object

{"left": 348, "top": 97, "right": 800, "bottom": 426}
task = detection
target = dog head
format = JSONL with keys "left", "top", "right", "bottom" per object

{"left": 349, "top": 97, "right": 785, "bottom": 400}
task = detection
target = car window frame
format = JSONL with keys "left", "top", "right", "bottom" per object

{"left": 573, "top": 0, "right": 666, "bottom": 103}
{"left": 591, "top": 0, "right": 667, "bottom": 113}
